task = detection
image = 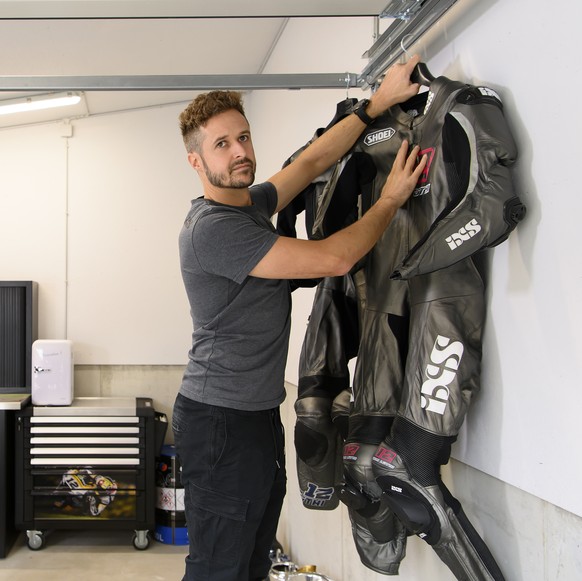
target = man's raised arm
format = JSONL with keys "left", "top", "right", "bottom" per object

{"left": 251, "top": 140, "right": 427, "bottom": 280}
{"left": 268, "top": 55, "right": 421, "bottom": 214}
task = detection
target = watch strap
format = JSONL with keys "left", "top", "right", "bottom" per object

{"left": 353, "top": 99, "right": 375, "bottom": 126}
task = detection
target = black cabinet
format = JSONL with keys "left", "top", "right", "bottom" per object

{"left": 1, "top": 408, "right": 18, "bottom": 557}
{"left": 0, "top": 395, "right": 30, "bottom": 558}
{"left": 0, "top": 281, "right": 37, "bottom": 391}
{"left": 14, "top": 397, "right": 156, "bottom": 550}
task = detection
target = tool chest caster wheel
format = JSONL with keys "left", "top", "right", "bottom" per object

{"left": 133, "top": 530, "right": 150, "bottom": 550}
{"left": 26, "top": 530, "right": 45, "bottom": 551}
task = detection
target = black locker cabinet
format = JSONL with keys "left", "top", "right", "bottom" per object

{"left": 15, "top": 397, "right": 156, "bottom": 550}
{"left": 0, "top": 280, "right": 38, "bottom": 391}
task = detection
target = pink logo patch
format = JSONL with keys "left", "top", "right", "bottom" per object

{"left": 343, "top": 444, "right": 360, "bottom": 457}
{"left": 374, "top": 447, "right": 397, "bottom": 463}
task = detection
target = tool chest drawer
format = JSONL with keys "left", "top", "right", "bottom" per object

{"left": 14, "top": 397, "right": 156, "bottom": 550}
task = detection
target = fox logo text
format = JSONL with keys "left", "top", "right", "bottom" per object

{"left": 421, "top": 335, "right": 464, "bottom": 415}
{"left": 445, "top": 218, "right": 482, "bottom": 250}
{"left": 301, "top": 482, "right": 335, "bottom": 508}
{"left": 364, "top": 128, "right": 396, "bottom": 146}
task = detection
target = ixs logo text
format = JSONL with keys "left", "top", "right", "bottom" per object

{"left": 364, "top": 127, "right": 396, "bottom": 146}
{"left": 445, "top": 218, "right": 482, "bottom": 250}
{"left": 421, "top": 335, "right": 464, "bottom": 415}
{"left": 301, "top": 482, "right": 335, "bottom": 508}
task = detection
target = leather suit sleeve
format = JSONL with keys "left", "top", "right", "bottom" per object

{"left": 392, "top": 84, "right": 526, "bottom": 280}
{"left": 294, "top": 275, "right": 359, "bottom": 511}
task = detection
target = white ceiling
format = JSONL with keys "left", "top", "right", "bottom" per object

{"left": 0, "top": 2, "right": 388, "bottom": 127}
{"left": 0, "top": 1, "right": 388, "bottom": 19}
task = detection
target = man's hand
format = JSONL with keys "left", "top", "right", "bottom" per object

{"left": 367, "top": 55, "right": 422, "bottom": 118}
{"left": 254, "top": 140, "right": 428, "bottom": 281}
{"left": 269, "top": 55, "right": 423, "bottom": 214}
{"left": 378, "top": 140, "right": 427, "bottom": 209}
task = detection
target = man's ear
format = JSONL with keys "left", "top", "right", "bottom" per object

{"left": 187, "top": 151, "right": 202, "bottom": 171}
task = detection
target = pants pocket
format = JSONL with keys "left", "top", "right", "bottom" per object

{"left": 187, "top": 482, "right": 249, "bottom": 566}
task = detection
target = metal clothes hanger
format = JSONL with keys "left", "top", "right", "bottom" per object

{"left": 401, "top": 35, "right": 435, "bottom": 87}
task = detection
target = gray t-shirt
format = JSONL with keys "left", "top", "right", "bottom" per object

{"left": 178, "top": 182, "right": 290, "bottom": 411}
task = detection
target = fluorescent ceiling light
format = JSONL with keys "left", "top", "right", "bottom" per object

{"left": 0, "top": 92, "right": 82, "bottom": 116}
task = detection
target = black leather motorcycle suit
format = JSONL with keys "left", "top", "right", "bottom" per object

{"left": 280, "top": 76, "right": 525, "bottom": 580}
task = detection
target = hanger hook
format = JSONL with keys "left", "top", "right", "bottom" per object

{"left": 401, "top": 34, "right": 415, "bottom": 60}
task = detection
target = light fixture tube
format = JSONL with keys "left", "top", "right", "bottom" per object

{"left": 0, "top": 92, "right": 82, "bottom": 116}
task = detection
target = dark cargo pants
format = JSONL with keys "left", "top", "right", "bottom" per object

{"left": 172, "top": 393, "right": 286, "bottom": 581}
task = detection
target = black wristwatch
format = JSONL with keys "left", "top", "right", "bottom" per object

{"left": 353, "top": 98, "right": 376, "bottom": 126}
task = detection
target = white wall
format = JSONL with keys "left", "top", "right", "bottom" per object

{"left": 0, "top": 125, "right": 68, "bottom": 339}
{"left": 0, "top": 106, "right": 194, "bottom": 364}
{"left": 412, "top": 0, "right": 582, "bottom": 520}
{"left": 65, "top": 107, "right": 193, "bottom": 364}
{"left": 1, "top": 4, "right": 582, "bottom": 581}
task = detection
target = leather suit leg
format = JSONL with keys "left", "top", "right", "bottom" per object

{"left": 372, "top": 418, "right": 505, "bottom": 581}
{"left": 294, "top": 275, "right": 360, "bottom": 511}
{"left": 293, "top": 387, "right": 353, "bottom": 511}
{"left": 339, "top": 303, "right": 411, "bottom": 574}
{"left": 372, "top": 261, "right": 505, "bottom": 580}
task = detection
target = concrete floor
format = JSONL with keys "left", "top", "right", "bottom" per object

{"left": 0, "top": 530, "right": 188, "bottom": 580}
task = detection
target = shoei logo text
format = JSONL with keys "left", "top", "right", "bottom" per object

{"left": 302, "top": 482, "right": 335, "bottom": 508}
{"left": 445, "top": 218, "right": 482, "bottom": 250}
{"left": 364, "top": 128, "right": 396, "bottom": 146}
{"left": 421, "top": 335, "right": 464, "bottom": 415}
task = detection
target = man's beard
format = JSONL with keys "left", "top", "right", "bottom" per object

{"left": 202, "top": 156, "right": 256, "bottom": 189}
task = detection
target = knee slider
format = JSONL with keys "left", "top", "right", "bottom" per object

{"left": 376, "top": 475, "right": 441, "bottom": 545}
{"left": 340, "top": 474, "right": 400, "bottom": 545}
{"left": 295, "top": 421, "right": 329, "bottom": 465}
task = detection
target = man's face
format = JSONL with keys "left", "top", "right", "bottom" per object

{"left": 196, "top": 109, "right": 257, "bottom": 189}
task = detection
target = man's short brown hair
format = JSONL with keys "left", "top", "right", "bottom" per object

{"left": 179, "top": 90, "right": 246, "bottom": 153}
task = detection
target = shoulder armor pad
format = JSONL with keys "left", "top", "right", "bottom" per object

{"left": 456, "top": 86, "right": 503, "bottom": 108}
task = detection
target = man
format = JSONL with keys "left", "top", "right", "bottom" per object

{"left": 173, "top": 55, "right": 426, "bottom": 581}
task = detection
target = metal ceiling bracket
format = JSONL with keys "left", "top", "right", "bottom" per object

{"left": 359, "top": 0, "right": 459, "bottom": 88}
